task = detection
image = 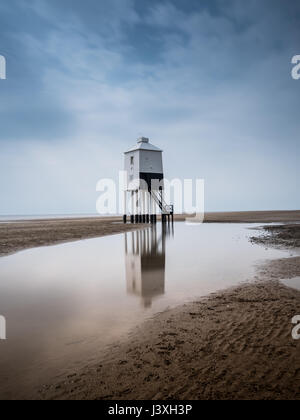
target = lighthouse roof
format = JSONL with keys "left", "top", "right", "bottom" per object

{"left": 125, "top": 137, "right": 162, "bottom": 153}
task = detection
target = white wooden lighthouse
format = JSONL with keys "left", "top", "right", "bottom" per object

{"left": 123, "top": 137, "right": 173, "bottom": 224}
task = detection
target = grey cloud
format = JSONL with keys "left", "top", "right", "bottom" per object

{"left": 0, "top": 0, "right": 299, "bottom": 214}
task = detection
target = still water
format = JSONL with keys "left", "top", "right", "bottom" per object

{"left": 281, "top": 277, "right": 300, "bottom": 291}
{"left": 0, "top": 223, "right": 290, "bottom": 398}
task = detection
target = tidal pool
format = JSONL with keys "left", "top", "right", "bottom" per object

{"left": 0, "top": 223, "right": 290, "bottom": 399}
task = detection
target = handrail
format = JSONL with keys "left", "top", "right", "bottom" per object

{"left": 150, "top": 191, "right": 173, "bottom": 215}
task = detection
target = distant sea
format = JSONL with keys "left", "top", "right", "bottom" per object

{"left": 0, "top": 214, "right": 115, "bottom": 222}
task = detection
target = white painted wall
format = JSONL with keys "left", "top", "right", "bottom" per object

{"left": 139, "top": 150, "right": 163, "bottom": 174}
{"left": 124, "top": 150, "right": 140, "bottom": 190}
{"left": 125, "top": 149, "right": 164, "bottom": 191}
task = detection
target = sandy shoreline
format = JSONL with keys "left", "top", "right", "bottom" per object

{"left": 0, "top": 217, "right": 145, "bottom": 257}
{"left": 41, "top": 281, "right": 300, "bottom": 401}
{"left": 1, "top": 210, "right": 300, "bottom": 257}
{"left": 36, "top": 224, "right": 300, "bottom": 401}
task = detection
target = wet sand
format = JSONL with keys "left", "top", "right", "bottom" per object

{"left": 1, "top": 210, "right": 300, "bottom": 257}
{"left": 0, "top": 217, "right": 144, "bottom": 257}
{"left": 39, "top": 224, "right": 300, "bottom": 401}
{"left": 251, "top": 223, "right": 300, "bottom": 249}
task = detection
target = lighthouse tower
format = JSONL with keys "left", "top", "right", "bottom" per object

{"left": 123, "top": 137, "right": 173, "bottom": 224}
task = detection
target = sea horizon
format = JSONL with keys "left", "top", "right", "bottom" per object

{"left": 0, "top": 213, "right": 114, "bottom": 222}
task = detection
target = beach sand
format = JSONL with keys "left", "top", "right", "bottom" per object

{"left": 37, "top": 223, "right": 300, "bottom": 400}
{"left": 0, "top": 217, "right": 144, "bottom": 257}
{"left": 1, "top": 210, "right": 300, "bottom": 257}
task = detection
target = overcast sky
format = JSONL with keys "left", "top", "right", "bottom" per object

{"left": 0, "top": 0, "right": 299, "bottom": 215}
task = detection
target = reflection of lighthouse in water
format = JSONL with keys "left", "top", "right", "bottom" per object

{"left": 125, "top": 224, "right": 174, "bottom": 308}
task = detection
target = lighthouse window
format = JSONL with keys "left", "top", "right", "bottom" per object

{"left": 130, "top": 156, "right": 134, "bottom": 165}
